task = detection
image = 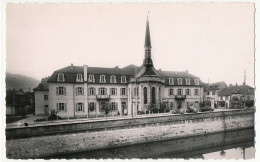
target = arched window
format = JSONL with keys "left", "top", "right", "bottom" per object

{"left": 143, "top": 87, "right": 147, "bottom": 104}
{"left": 151, "top": 87, "right": 156, "bottom": 104}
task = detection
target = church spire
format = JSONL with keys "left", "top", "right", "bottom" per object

{"left": 144, "top": 15, "right": 151, "bottom": 48}
{"left": 143, "top": 13, "right": 153, "bottom": 67}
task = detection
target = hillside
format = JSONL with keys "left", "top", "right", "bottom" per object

{"left": 5, "top": 72, "right": 40, "bottom": 91}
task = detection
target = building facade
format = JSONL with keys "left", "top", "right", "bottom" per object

{"left": 218, "top": 84, "right": 254, "bottom": 109}
{"left": 47, "top": 18, "right": 204, "bottom": 118}
{"left": 34, "top": 78, "right": 49, "bottom": 115}
{"left": 204, "top": 81, "right": 228, "bottom": 108}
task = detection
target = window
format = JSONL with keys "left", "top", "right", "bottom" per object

{"left": 177, "top": 78, "right": 182, "bottom": 85}
{"left": 44, "top": 95, "right": 48, "bottom": 100}
{"left": 186, "top": 78, "right": 190, "bottom": 85}
{"left": 177, "top": 89, "right": 183, "bottom": 95}
{"left": 194, "top": 79, "right": 200, "bottom": 85}
{"left": 143, "top": 87, "right": 148, "bottom": 104}
{"left": 121, "top": 76, "right": 127, "bottom": 83}
{"left": 195, "top": 89, "right": 199, "bottom": 96}
{"left": 169, "top": 78, "right": 174, "bottom": 85}
{"left": 247, "top": 95, "right": 250, "bottom": 100}
{"left": 110, "top": 88, "right": 117, "bottom": 95}
{"left": 88, "top": 102, "right": 96, "bottom": 111}
{"left": 121, "top": 88, "right": 126, "bottom": 96}
{"left": 110, "top": 75, "right": 117, "bottom": 83}
{"left": 57, "top": 73, "right": 65, "bottom": 82}
{"left": 76, "top": 74, "right": 83, "bottom": 82}
{"left": 56, "top": 103, "right": 67, "bottom": 112}
{"left": 76, "top": 103, "right": 84, "bottom": 112}
{"left": 212, "top": 91, "right": 216, "bottom": 95}
{"left": 100, "top": 75, "right": 106, "bottom": 83}
{"left": 56, "top": 87, "right": 66, "bottom": 96}
{"left": 99, "top": 87, "right": 107, "bottom": 95}
{"left": 169, "top": 88, "right": 174, "bottom": 96}
{"left": 207, "top": 91, "right": 210, "bottom": 95}
{"left": 226, "top": 96, "right": 229, "bottom": 100}
{"left": 89, "top": 87, "right": 95, "bottom": 95}
{"left": 88, "top": 74, "right": 95, "bottom": 82}
{"left": 220, "top": 96, "right": 223, "bottom": 100}
{"left": 185, "top": 89, "right": 190, "bottom": 96}
{"left": 76, "top": 87, "right": 84, "bottom": 96}
{"left": 110, "top": 102, "right": 118, "bottom": 111}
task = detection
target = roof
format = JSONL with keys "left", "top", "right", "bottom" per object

{"left": 34, "top": 83, "right": 49, "bottom": 91}
{"left": 204, "top": 81, "right": 227, "bottom": 91}
{"left": 219, "top": 85, "right": 254, "bottom": 96}
{"left": 48, "top": 64, "right": 202, "bottom": 86}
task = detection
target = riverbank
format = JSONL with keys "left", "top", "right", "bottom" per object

{"left": 6, "top": 109, "right": 254, "bottom": 159}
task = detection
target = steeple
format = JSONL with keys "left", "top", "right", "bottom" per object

{"left": 143, "top": 13, "right": 153, "bottom": 67}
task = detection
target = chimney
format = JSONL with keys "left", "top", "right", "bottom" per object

{"left": 83, "top": 65, "right": 88, "bottom": 81}
{"left": 71, "top": 63, "right": 73, "bottom": 69}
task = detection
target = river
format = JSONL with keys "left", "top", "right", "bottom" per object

{"left": 46, "top": 128, "right": 254, "bottom": 159}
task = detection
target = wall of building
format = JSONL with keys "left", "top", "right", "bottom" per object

{"left": 35, "top": 91, "right": 49, "bottom": 115}
{"left": 6, "top": 109, "right": 254, "bottom": 158}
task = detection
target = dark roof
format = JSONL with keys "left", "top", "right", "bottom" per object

{"left": 34, "top": 83, "right": 49, "bottom": 91}
{"left": 219, "top": 85, "right": 254, "bottom": 96}
{"left": 203, "top": 81, "right": 227, "bottom": 91}
{"left": 159, "top": 71, "right": 199, "bottom": 79}
{"left": 48, "top": 64, "right": 202, "bottom": 85}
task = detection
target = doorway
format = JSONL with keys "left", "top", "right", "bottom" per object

{"left": 121, "top": 102, "right": 127, "bottom": 115}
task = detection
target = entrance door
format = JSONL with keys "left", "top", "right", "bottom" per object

{"left": 177, "top": 101, "right": 182, "bottom": 109}
{"left": 121, "top": 102, "right": 127, "bottom": 115}
{"left": 44, "top": 105, "right": 49, "bottom": 115}
{"left": 100, "top": 102, "right": 106, "bottom": 111}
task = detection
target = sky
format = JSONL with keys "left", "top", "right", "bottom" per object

{"left": 5, "top": 3, "right": 255, "bottom": 87}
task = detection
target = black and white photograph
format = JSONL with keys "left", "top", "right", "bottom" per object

{"left": 1, "top": 0, "right": 258, "bottom": 160}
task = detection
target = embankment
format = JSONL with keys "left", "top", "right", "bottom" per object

{"left": 6, "top": 109, "right": 254, "bottom": 159}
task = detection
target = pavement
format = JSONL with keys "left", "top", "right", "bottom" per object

{"left": 6, "top": 108, "right": 243, "bottom": 128}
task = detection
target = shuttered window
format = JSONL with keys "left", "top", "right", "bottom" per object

{"left": 56, "top": 87, "right": 66, "bottom": 96}
{"left": 56, "top": 103, "right": 67, "bottom": 112}
{"left": 75, "top": 103, "right": 84, "bottom": 112}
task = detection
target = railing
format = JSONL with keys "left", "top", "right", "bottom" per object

{"left": 175, "top": 95, "right": 186, "bottom": 100}
{"left": 96, "top": 95, "right": 110, "bottom": 100}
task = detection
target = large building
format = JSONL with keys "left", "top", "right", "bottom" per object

{"left": 47, "top": 18, "right": 204, "bottom": 118}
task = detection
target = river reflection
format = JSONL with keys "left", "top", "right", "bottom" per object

{"left": 47, "top": 128, "right": 254, "bottom": 159}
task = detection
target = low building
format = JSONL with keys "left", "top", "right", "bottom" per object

{"left": 204, "top": 81, "right": 228, "bottom": 108}
{"left": 34, "top": 77, "right": 49, "bottom": 115}
{"left": 218, "top": 84, "right": 254, "bottom": 109}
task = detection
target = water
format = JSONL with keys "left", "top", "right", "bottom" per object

{"left": 47, "top": 128, "right": 254, "bottom": 159}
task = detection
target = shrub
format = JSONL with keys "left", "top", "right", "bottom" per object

{"left": 48, "top": 109, "right": 61, "bottom": 120}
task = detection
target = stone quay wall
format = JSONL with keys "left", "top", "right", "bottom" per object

{"left": 6, "top": 109, "right": 254, "bottom": 159}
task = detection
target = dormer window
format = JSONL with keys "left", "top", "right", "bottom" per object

{"left": 121, "top": 76, "right": 127, "bottom": 83}
{"left": 177, "top": 78, "right": 182, "bottom": 85}
{"left": 100, "top": 75, "right": 106, "bottom": 83}
{"left": 110, "top": 75, "right": 117, "bottom": 83}
{"left": 76, "top": 74, "right": 83, "bottom": 82}
{"left": 88, "top": 74, "right": 95, "bottom": 82}
{"left": 186, "top": 78, "right": 190, "bottom": 85}
{"left": 194, "top": 79, "right": 200, "bottom": 85}
{"left": 57, "top": 73, "right": 65, "bottom": 82}
{"left": 169, "top": 78, "right": 174, "bottom": 85}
